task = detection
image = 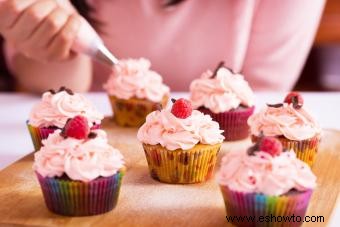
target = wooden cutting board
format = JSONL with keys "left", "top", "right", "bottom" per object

{"left": 0, "top": 118, "right": 339, "bottom": 227}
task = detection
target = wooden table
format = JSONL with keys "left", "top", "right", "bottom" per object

{"left": 0, "top": 118, "right": 339, "bottom": 227}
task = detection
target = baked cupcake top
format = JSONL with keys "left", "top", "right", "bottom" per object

{"left": 29, "top": 87, "right": 103, "bottom": 128}
{"left": 137, "top": 98, "right": 224, "bottom": 150}
{"left": 248, "top": 92, "right": 321, "bottom": 140}
{"left": 103, "top": 58, "right": 170, "bottom": 103}
{"left": 218, "top": 137, "right": 316, "bottom": 196}
{"left": 33, "top": 116, "right": 124, "bottom": 182}
{"left": 190, "top": 62, "right": 254, "bottom": 113}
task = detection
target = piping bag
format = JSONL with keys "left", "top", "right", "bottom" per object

{"left": 0, "top": 0, "right": 118, "bottom": 66}
{"left": 72, "top": 17, "right": 119, "bottom": 66}
{"left": 55, "top": 0, "right": 119, "bottom": 66}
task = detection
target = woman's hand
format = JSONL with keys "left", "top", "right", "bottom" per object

{"left": 0, "top": 0, "right": 81, "bottom": 62}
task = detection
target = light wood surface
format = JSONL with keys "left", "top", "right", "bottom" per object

{"left": 0, "top": 118, "right": 339, "bottom": 227}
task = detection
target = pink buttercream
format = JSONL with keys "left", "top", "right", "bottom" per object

{"left": 33, "top": 129, "right": 124, "bottom": 182}
{"left": 137, "top": 109, "right": 224, "bottom": 150}
{"left": 29, "top": 91, "right": 104, "bottom": 128}
{"left": 218, "top": 149, "right": 316, "bottom": 196}
{"left": 248, "top": 103, "right": 321, "bottom": 140}
{"left": 190, "top": 67, "right": 254, "bottom": 113}
{"left": 103, "top": 58, "right": 170, "bottom": 103}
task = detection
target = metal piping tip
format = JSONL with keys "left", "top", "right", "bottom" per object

{"left": 94, "top": 43, "right": 119, "bottom": 66}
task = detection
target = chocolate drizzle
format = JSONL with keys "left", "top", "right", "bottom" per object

{"left": 47, "top": 89, "right": 56, "bottom": 94}
{"left": 247, "top": 143, "right": 259, "bottom": 156}
{"left": 88, "top": 132, "right": 97, "bottom": 139}
{"left": 59, "top": 130, "right": 67, "bottom": 139}
{"left": 211, "top": 61, "right": 225, "bottom": 78}
{"left": 292, "top": 96, "right": 303, "bottom": 109}
{"left": 267, "top": 103, "right": 284, "bottom": 108}
{"left": 46, "top": 86, "right": 74, "bottom": 95}
{"left": 60, "top": 86, "right": 74, "bottom": 95}
{"left": 58, "top": 86, "right": 66, "bottom": 92}
{"left": 247, "top": 131, "right": 264, "bottom": 156}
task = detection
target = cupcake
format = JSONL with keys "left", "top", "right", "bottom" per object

{"left": 190, "top": 61, "right": 255, "bottom": 141}
{"left": 27, "top": 87, "right": 104, "bottom": 151}
{"left": 103, "top": 58, "right": 170, "bottom": 127}
{"left": 218, "top": 137, "right": 316, "bottom": 227}
{"left": 137, "top": 98, "right": 224, "bottom": 184}
{"left": 34, "top": 116, "right": 125, "bottom": 216}
{"left": 248, "top": 92, "right": 321, "bottom": 167}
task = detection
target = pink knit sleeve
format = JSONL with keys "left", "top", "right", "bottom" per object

{"left": 242, "top": 0, "right": 326, "bottom": 91}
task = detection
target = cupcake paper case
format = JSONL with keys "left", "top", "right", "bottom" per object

{"left": 248, "top": 92, "right": 321, "bottom": 167}
{"left": 190, "top": 62, "right": 255, "bottom": 141}
{"left": 137, "top": 98, "right": 224, "bottom": 184}
{"left": 103, "top": 58, "right": 170, "bottom": 127}
{"left": 33, "top": 118, "right": 125, "bottom": 216}
{"left": 27, "top": 87, "right": 104, "bottom": 151}
{"left": 218, "top": 137, "right": 316, "bottom": 227}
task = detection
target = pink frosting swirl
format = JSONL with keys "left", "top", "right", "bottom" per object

{"left": 248, "top": 103, "right": 321, "bottom": 140}
{"left": 103, "top": 58, "right": 170, "bottom": 103}
{"left": 190, "top": 67, "right": 254, "bottom": 113}
{"left": 137, "top": 109, "right": 224, "bottom": 150}
{"left": 33, "top": 129, "right": 125, "bottom": 182}
{"left": 218, "top": 149, "right": 316, "bottom": 196}
{"left": 29, "top": 91, "right": 104, "bottom": 128}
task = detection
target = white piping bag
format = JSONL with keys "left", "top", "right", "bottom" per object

{"left": 0, "top": 0, "right": 119, "bottom": 66}
{"left": 72, "top": 17, "right": 119, "bottom": 66}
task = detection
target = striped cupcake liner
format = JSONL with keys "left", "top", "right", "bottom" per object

{"left": 199, "top": 106, "right": 255, "bottom": 141}
{"left": 252, "top": 135, "right": 320, "bottom": 167}
{"left": 36, "top": 171, "right": 124, "bottom": 216}
{"left": 108, "top": 95, "right": 169, "bottom": 127}
{"left": 27, "top": 122, "right": 57, "bottom": 151}
{"left": 220, "top": 186, "right": 313, "bottom": 227}
{"left": 142, "top": 143, "right": 221, "bottom": 184}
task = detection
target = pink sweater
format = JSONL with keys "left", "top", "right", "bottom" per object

{"left": 6, "top": 0, "right": 326, "bottom": 91}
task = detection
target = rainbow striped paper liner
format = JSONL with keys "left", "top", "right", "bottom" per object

{"left": 108, "top": 95, "right": 168, "bottom": 127}
{"left": 142, "top": 143, "right": 221, "bottom": 184}
{"left": 252, "top": 135, "right": 320, "bottom": 167}
{"left": 27, "top": 122, "right": 57, "bottom": 151}
{"left": 199, "top": 106, "right": 255, "bottom": 141}
{"left": 36, "top": 171, "right": 124, "bottom": 216}
{"left": 220, "top": 186, "right": 313, "bottom": 227}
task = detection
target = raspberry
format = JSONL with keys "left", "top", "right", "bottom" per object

{"left": 284, "top": 92, "right": 304, "bottom": 109}
{"left": 259, "top": 137, "right": 283, "bottom": 156}
{"left": 63, "top": 115, "right": 90, "bottom": 139}
{"left": 171, "top": 98, "right": 192, "bottom": 119}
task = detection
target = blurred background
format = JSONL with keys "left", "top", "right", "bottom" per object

{"left": 0, "top": 0, "right": 339, "bottom": 92}
{"left": 295, "top": 0, "right": 340, "bottom": 91}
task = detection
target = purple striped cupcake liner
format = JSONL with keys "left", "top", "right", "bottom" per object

{"left": 27, "top": 121, "right": 101, "bottom": 151}
{"left": 198, "top": 106, "right": 255, "bottom": 141}
{"left": 36, "top": 171, "right": 124, "bottom": 216}
{"left": 220, "top": 185, "right": 313, "bottom": 227}
{"left": 27, "top": 122, "right": 57, "bottom": 151}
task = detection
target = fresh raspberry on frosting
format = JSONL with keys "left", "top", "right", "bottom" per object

{"left": 284, "top": 91, "right": 304, "bottom": 109}
{"left": 171, "top": 98, "right": 193, "bottom": 119}
{"left": 63, "top": 115, "right": 90, "bottom": 139}
{"left": 259, "top": 137, "right": 283, "bottom": 156}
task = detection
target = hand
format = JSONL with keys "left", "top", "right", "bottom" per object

{"left": 0, "top": 0, "right": 81, "bottom": 62}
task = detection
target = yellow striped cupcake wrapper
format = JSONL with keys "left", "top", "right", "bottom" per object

{"left": 252, "top": 135, "right": 320, "bottom": 167}
{"left": 142, "top": 143, "right": 221, "bottom": 184}
{"left": 108, "top": 95, "right": 168, "bottom": 127}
